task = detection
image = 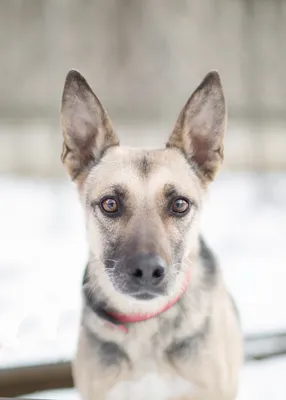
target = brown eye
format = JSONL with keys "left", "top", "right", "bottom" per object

{"left": 101, "top": 198, "right": 119, "bottom": 214}
{"left": 171, "top": 198, "right": 190, "bottom": 215}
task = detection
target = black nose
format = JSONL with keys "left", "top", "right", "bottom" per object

{"left": 127, "top": 253, "right": 166, "bottom": 288}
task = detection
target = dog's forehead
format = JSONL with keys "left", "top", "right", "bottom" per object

{"left": 87, "top": 146, "right": 202, "bottom": 198}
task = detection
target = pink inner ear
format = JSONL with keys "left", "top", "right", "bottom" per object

{"left": 191, "top": 134, "right": 210, "bottom": 166}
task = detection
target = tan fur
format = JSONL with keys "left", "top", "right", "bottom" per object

{"left": 60, "top": 70, "right": 243, "bottom": 400}
{"left": 73, "top": 277, "right": 242, "bottom": 400}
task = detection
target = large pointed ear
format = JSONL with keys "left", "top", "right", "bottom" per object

{"left": 60, "top": 70, "right": 119, "bottom": 180}
{"left": 166, "top": 71, "right": 226, "bottom": 182}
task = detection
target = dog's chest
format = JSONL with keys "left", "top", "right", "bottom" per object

{"left": 107, "top": 370, "right": 195, "bottom": 400}
{"left": 82, "top": 317, "right": 198, "bottom": 400}
{"left": 114, "top": 347, "right": 195, "bottom": 399}
{"left": 122, "top": 311, "right": 183, "bottom": 362}
{"left": 82, "top": 303, "right": 203, "bottom": 399}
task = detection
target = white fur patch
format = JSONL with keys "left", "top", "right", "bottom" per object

{"left": 107, "top": 373, "right": 195, "bottom": 400}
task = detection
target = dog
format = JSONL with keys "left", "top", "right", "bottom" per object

{"left": 60, "top": 69, "right": 243, "bottom": 400}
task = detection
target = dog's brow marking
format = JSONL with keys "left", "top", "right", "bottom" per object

{"left": 112, "top": 184, "right": 128, "bottom": 199}
{"left": 88, "top": 184, "right": 128, "bottom": 207}
{"left": 141, "top": 155, "right": 150, "bottom": 175}
{"left": 164, "top": 184, "right": 177, "bottom": 199}
{"left": 163, "top": 184, "right": 188, "bottom": 201}
{"left": 135, "top": 154, "right": 152, "bottom": 177}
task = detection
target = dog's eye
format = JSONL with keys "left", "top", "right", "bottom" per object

{"left": 170, "top": 198, "right": 190, "bottom": 216}
{"left": 101, "top": 198, "right": 119, "bottom": 214}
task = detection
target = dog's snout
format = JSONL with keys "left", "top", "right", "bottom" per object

{"left": 127, "top": 253, "right": 166, "bottom": 287}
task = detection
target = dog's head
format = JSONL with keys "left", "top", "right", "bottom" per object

{"left": 60, "top": 70, "right": 226, "bottom": 311}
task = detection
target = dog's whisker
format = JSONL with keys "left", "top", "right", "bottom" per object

{"left": 89, "top": 256, "right": 117, "bottom": 267}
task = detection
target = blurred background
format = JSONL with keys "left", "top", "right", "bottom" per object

{"left": 0, "top": 0, "right": 286, "bottom": 398}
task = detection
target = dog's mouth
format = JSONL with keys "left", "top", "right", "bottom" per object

{"left": 112, "top": 275, "right": 168, "bottom": 301}
{"left": 128, "top": 291, "right": 164, "bottom": 301}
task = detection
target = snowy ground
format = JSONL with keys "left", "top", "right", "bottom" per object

{"left": 1, "top": 172, "right": 286, "bottom": 397}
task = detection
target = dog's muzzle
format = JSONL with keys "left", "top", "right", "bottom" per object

{"left": 83, "top": 266, "right": 191, "bottom": 334}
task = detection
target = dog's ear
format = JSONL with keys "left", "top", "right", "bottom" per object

{"left": 61, "top": 70, "right": 119, "bottom": 180}
{"left": 166, "top": 71, "right": 226, "bottom": 182}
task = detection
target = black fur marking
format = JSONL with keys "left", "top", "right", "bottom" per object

{"left": 173, "top": 313, "right": 183, "bottom": 330}
{"left": 165, "top": 317, "right": 210, "bottom": 360}
{"left": 99, "top": 340, "right": 131, "bottom": 367}
{"left": 141, "top": 155, "right": 150, "bottom": 175}
{"left": 199, "top": 236, "right": 218, "bottom": 286}
{"left": 82, "top": 265, "right": 131, "bottom": 370}
{"left": 82, "top": 265, "right": 89, "bottom": 285}
{"left": 82, "top": 265, "right": 123, "bottom": 327}
{"left": 136, "top": 154, "right": 151, "bottom": 177}
{"left": 172, "top": 300, "right": 188, "bottom": 330}
{"left": 85, "top": 329, "right": 131, "bottom": 368}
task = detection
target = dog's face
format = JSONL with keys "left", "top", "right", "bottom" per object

{"left": 61, "top": 70, "right": 226, "bottom": 308}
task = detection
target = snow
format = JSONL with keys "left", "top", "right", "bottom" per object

{"left": 238, "top": 357, "right": 286, "bottom": 399}
{"left": 1, "top": 172, "right": 286, "bottom": 397}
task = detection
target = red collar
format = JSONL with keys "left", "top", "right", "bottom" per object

{"left": 105, "top": 269, "right": 191, "bottom": 333}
